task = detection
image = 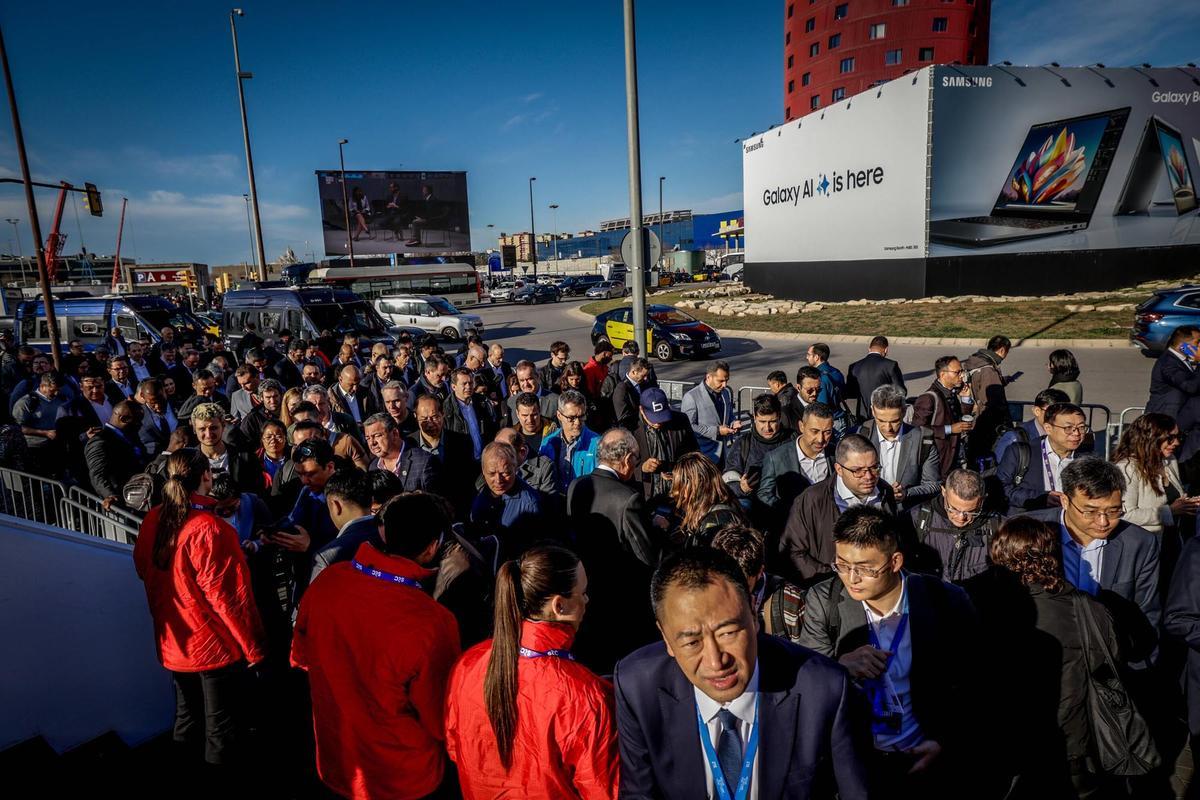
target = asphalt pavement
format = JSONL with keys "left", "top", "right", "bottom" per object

{"left": 467, "top": 297, "right": 1156, "bottom": 422}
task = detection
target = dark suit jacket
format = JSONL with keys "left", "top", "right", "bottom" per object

{"left": 855, "top": 420, "right": 941, "bottom": 507}
{"left": 567, "top": 468, "right": 662, "bottom": 672}
{"left": 272, "top": 357, "right": 303, "bottom": 389}
{"left": 406, "top": 429, "right": 478, "bottom": 513}
{"left": 371, "top": 445, "right": 441, "bottom": 493}
{"left": 614, "top": 634, "right": 870, "bottom": 800}
{"left": 846, "top": 352, "right": 905, "bottom": 418}
{"left": 1027, "top": 508, "right": 1161, "bottom": 639}
{"left": 442, "top": 393, "right": 498, "bottom": 451}
{"left": 634, "top": 412, "right": 699, "bottom": 501}
{"left": 309, "top": 516, "right": 381, "bottom": 586}
{"left": 330, "top": 384, "right": 378, "bottom": 424}
{"left": 163, "top": 363, "right": 194, "bottom": 398}
{"left": 612, "top": 378, "right": 642, "bottom": 431}
{"left": 1146, "top": 349, "right": 1200, "bottom": 422}
{"left": 137, "top": 406, "right": 172, "bottom": 458}
{"left": 104, "top": 378, "right": 136, "bottom": 407}
{"left": 798, "top": 571, "right": 979, "bottom": 752}
{"left": 757, "top": 440, "right": 834, "bottom": 523}
{"left": 83, "top": 426, "right": 146, "bottom": 500}
{"left": 1165, "top": 536, "right": 1200, "bottom": 735}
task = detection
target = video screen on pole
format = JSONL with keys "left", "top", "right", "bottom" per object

{"left": 315, "top": 170, "right": 471, "bottom": 256}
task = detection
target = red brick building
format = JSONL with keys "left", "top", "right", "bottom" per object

{"left": 783, "top": 0, "right": 990, "bottom": 121}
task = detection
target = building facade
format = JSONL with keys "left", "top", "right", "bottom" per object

{"left": 783, "top": 0, "right": 989, "bottom": 120}
{"left": 529, "top": 210, "right": 744, "bottom": 265}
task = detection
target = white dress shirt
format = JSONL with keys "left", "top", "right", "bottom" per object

{"left": 130, "top": 359, "right": 151, "bottom": 382}
{"left": 795, "top": 440, "right": 830, "bottom": 485}
{"left": 89, "top": 398, "right": 113, "bottom": 425}
{"left": 694, "top": 662, "right": 760, "bottom": 800}
{"left": 863, "top": 574, "right": 923, "bottom": 751}
{"left": 1043, "top": 440, "right": 1075, "bottom": 493}
{"left": 878, "top": 435, "right": 901, "bottom": 485}
{"left": 835, "top": 475, "right": 883, "bottom": 509}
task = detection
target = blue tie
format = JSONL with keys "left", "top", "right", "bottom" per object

{"left": 716, "top": 709, "right": 743, "bottom": 795}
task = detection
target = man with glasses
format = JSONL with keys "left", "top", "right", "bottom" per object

{"left": 538, "top": 388, "right": 600, "bottom": 496}
{"left": 911, "top": 356, "right": 975, "bottom": 478}
{"left": 908, "top": 469, "right": 1001, "bottom": 584}
{"left": 364, "top": 412, "right": 438, "bottom": 492}
{"left": 777, "top": 433, "right": 899, "bottom": 588}
{"left": 408, "top": 393, "right": 477, "bottom": 510}
{"left": 1000, "top": 402, "right": 1088, "bottom": 514}
{"left": 800, "top": 506, "right": 977, "bottom": 795}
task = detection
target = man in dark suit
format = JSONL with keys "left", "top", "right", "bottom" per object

{"left": 408, "top": 393, "right": 479, "bottom": 512}
{"left": 567, "top": 428, "right": 662, "bottom": 673}
{"left": 846, "top": 335, "right": 906, "bottom": 419}
{"left": 273, "top": 339, "right": 308, "bottom": 390}
{"left": 800, "top": 506, "right": 978, "bottom": 794}
{"left": 612, "top": 357, "right": 649, "bottom": 431}
{"left": 854, "top": 384, "right": 940, "bottom": 509}
{"left": 84, "top": 400, "right": 147, "bottom": 504}
{"left": 758, "top": 402, "right": 836, "bottom": 533}
{"left": 135, "top": 378, "right": 179, "bottom": 458}
{"left": 329, "top": 363, "right": 377, "bottom": 425}
{"left": 443, "top": 367, "right": 498, "bottom": 461}
{"left": 310, "top": 469, "right": 379, "bottom": 586}
{"left": 104, "top": 356, "right": 137, "bottom": 406}
{"left": 1147, "top": 325, "right": 1200, "bottom": 457}
{"left": 1029, "top": 457, "right": 1161, "bottom": 662}
{"left": 363, "top": 412, "right": 439, "bottom": 493}
{"left": 614, "top": 547, "right": 870, "bottom": 800}
{"left": 1165, "top": 535, "right": 1200, "bottom": 768}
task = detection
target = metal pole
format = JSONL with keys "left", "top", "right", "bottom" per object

{"left": 5, "top": 217, "right": 24, "bottom": 285}
{"left": 658, "top": 176, "right": 665, "bottom": 275}
{"left": 622, "top": 0, "right": 647, "bottom": 357}
{"left": 242, "top": 193, "right": 254, "bottom": 268}
{"left": 111, "top": 198, "right": 127, "bottom": 292}
{"left": 549, "top": 203, "right": 559, "bottom": 264}
{"left": 528, "top": 177, "right": 537, "bottom": 279}
{"left": 230, "top": 10, "right": 267, "bottom": 281}
{"left": 0, "top": 23, "right": 62, "bottom": 369}
{"left": 338, "top": 140, "right": 354, "bottom": 268}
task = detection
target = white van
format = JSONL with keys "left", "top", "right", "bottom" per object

{"left": 374, "top": 294, "right": 484, "bottom": 341}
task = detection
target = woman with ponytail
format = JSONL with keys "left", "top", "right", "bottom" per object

{"left": 445, "top": 544, "right": 619, "bottom": 799}
{"left": 133, "top": 448, "right": 266, "bottom": 772}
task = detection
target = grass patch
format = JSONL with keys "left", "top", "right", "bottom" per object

{"left": 581, "top": 291, "right": 1146, "bottom": 340}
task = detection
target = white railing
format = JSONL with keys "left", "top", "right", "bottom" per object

{"left": 0, "top": 466, "right": 140, "bottom": 544}
{"left": 57, "top": 498, "right": 141, "bottom": 545}
{"left": 0, "top": 467, "right": 67, "bottom": 527}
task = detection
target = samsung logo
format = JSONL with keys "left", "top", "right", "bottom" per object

{"left": 941, "top": 76, "right": 993, "bottom": 88}
{"left": 743, "top": 140, "right": 764, "bottom": 154}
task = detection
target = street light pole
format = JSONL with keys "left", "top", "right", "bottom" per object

{"left": 4, "top": 217, "right": 24, "bottom": 286}
{"left": 229, "top": 9, "right": 267, "bottom": 281}
{"left": 548, "top": 204, "right": 559, "bottom": 265}
{"left": 528, "top": 177, "right": 537, "bottom": 279}
{"left": 622, "top": 0, "right": 648, "bottom": 357}
{"left": 658, "top": 176, "right": 665, "bottom": 273}
{"left": 242, "top": 194, "right": 254, "bottom": 270}
{"left": 338, "top": 139, "right": 354, "bottom": 268}
{"left": 0, "top": 23, "right": 62, "bottom": 369}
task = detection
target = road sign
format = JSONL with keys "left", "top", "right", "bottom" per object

{"left": 620, "top": 229, "right": 661, "bottom": 270}
{"left": 487, "top": 253, "right": 503, "bottom": 273}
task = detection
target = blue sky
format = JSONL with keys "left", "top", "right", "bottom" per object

{"left": 0, "top": 0, "right": 1197, "bottom": 266}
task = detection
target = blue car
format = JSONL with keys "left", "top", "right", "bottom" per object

{"left": 1132, "top": 285, "right": 1200, "bottom": 355}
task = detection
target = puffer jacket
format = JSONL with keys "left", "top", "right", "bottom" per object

{"left": 133, "top": 494, "right": 266, "bottom": 672}
{"left": 445, "top": 619, "right": 619, "bottom": 800}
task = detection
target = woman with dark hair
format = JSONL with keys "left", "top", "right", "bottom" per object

{"left": 662, "top": 451, "right": 747, "bottom": 549}
{"left": 132, "top": 449, "right": 265, "bottom": 776}
{"left": 257, "top": 418, "right": 289, "bottom": 488}
{"left": 445, "top": 544, "right": 618, "bottom": 799}
{"left": 350, "top": 186, "right": 372, "bottom": 240}
{"left": 967, "top": 516, "right": 1124, "bottom": 797}
{"left": 1113, "top": 412, "right": 1195, "bottom": 536}
{"left": 1047, "top": 348, "right": 1083, "bottom": 404}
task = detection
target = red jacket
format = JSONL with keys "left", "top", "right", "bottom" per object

{"left": 445, "top": 620, "right": 619, "bottom": 800}
{"left": 133, "top": 494, "right": 266, "bottom": 672}
{"left": 582, "top": 357, "right": 609, "bottom": 398}
{"left": 292, "top": 542, "right": 461, "bottom": 800}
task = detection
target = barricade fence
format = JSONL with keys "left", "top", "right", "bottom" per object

{"left": 1113, "top": 407, "right": 1146, "bottom": 448}
{"left": 737, "top": 385, "right": 771, "bottom": 414}
{"left": 657, "top": 379, "right": 697, "bottom": 408}
{"left": 0, "top": 467, "right": 66, "bottom": 527}
{"left": 0, "top": 466, "right": 140, "bottom": 544}
{"left": 58, "top": 498, "right": 141, "bottom": 546}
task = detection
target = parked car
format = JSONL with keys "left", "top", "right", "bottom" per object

{"left": 585, "top": 281, "right": 625, "bottom": 300}
{"left": 514, "top": 283, "right": 561, "bottom": 304}
{"left": 489, "top": 282, "right": 518, "bottom": 302}
{"left": 591, "top": 303, "right": 721, "bottom": 362}
{"left": 559, "top": 274, "right": 605, "bottom": 296}
{"left": 1132, "top": 284, "right": 1200, "bottom": 355}
{"left": 374, "top": 294, "right": 484, "bottom": 341}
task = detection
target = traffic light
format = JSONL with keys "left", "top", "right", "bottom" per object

{"left": 181, "top": 271, "right": 197, "bottom": 293}
{"left": 83, "top": 182, "right": 103, "bottom": 217}
{"left": 501, "top": 244, "right": 517, "bottom": 270}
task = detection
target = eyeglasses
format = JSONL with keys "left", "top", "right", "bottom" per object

{"left": 558, "top": 411, "right": 586, "bottom": 423}
{"left": 1067, "top": 498, "right": 1124, "bottom": 522}
{"left": 1048, "top": 423, "right": 1090, "bottom": 435}
{"left": 416, "top": 414, "right": 443, "bottom": 423}
{"left": 944, "top": 504, "right": 981, "bottom": 521}
{"left": 261, "top": 433, "right": 286, "bottom": 442}
{"left": 831, "top": 561, "right": 891, "bottom": 579}
{"left": 837, "top": 462, "right": 882, "bottom": 477}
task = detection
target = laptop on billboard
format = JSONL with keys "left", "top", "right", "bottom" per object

{"left": 1116, "top": 116, "right": 1198, "bottom": 215}
{"left": 931, "top": 107, "right": 1131, "bottom": 247}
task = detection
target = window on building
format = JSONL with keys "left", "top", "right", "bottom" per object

{"left": 785, "top": 31, "right": 791, "bottom": 44}
{"left": 919, "top": 46, "right": 935, "bottom": 60}
{"left": 840, "top": 57, "right": 855, "bottom": 73}
{"left": 805, "top": 17, "right": 815, "bottom": 32}
{"left": 802, "top": 71, "right": 811, "bottom": 86}
{"left": 810, "top": 42, "right": 820, "bottom": 57}
{"left": 811, "top": 94, "right": 820, "bottom": 110}
{"left": 869, "top": 23, "right": 886, "bottom": 39}
{"left": 885, "top": 48, "right": 902, "bottom": 65}
{"left": 832, "top": 87, "right": 846, "bottom": 102}
{"left": 786, "top": 105, "right": 792, "bottom": 119}
{"left": 932, "top": 17, "right": 948, "bottom": 31}
{"left": 835, "top": 3, "right": 848, "bottom": 19}
{"left": 787, "top": 3, "right": 794, "bottom": 18}
{"left": 788, "top": 79, "right": 795, "bottom": 93}
{"left": 788, "top": 54, "right": 794, "bottom": 68}
{"left": 969, "top": 21, "right": 977, "bottom": 35}
{"left": 829, "top": 33, "right": 841, "bottom": 48}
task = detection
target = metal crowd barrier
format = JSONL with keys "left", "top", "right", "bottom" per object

{"left": 57, "top": 497, "right": 141, "bottom": 545}
{"left": 737, "top": 385, "right": 771, "bottom": 414}
{"left": 657, "top": 379, "right": 697, "bottom": 408}
{"left": 1111, "top": 407, "right": 1146, "bottom": 449}
{"left": 1007, "top": 401, "right": 1114, "bottom": 459}
{"left": 0, "top": 467, "right": 66, "bottom": 527}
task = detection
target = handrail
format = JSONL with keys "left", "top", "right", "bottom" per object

{"left": 737, "top": 385, "right": 771, "bottom": 414}
{"left": 0, "top": 465, "right": 143, "bottom": 541}
{"left": 0, "top": 467, "right": 67, "bottom": 527}
{"left": 657, "top": 379, "right": 697, "bottom": 408}
{"left": 57, "top": 497, "right": 140, "bottom": 545}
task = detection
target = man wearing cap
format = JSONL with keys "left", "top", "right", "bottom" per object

{"left": 635, "top": 386, "right": 700, "bottom": 504}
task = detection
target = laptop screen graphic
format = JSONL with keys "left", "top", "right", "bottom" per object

{"left": 994, "top": 114, "right": 1112, "bottom": 214}
{"left": 1156, "top": 121, "right": 1197, "bottom": 214}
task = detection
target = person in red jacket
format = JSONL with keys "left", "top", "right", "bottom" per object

{"left": 133, "top": 448, "right": 266, "bottom": 772}
{"left": 291, "top": 493, "right": 462, "bottom": 800}
{"left": 445, "top": 544, "right": 619, "bottom": 799}
{"left": 582, "top": 342, "right": 615, "bottom": 398}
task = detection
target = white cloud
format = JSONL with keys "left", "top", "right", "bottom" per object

{"left": 521, "top": 91, "right": 544, "bottom": 104}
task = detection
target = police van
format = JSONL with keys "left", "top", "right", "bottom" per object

{"left": 15, "top": 294, "right": 208, "bottom": 352}
{"left": 221, "top": 285, "right": 401, "bottom": 357}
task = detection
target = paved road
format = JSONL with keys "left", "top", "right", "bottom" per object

{"left": 468, "top": 298, "right": 1155, "bottom": 421}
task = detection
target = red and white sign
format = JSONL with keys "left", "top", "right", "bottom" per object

{"left": 132, "top": 269, "right": 190, "bottom": 284}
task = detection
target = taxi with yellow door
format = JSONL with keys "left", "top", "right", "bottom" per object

{"left": 590, "top": 303, "right": 721, "bottom": 362}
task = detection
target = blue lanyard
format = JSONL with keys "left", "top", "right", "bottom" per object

{"left": 867, "top": 612, "right": 908, "bottom": 674}
{"left": 695, "top": 698, "right": 759, "bottom": 800}
{"left": 352, "top": 559, "right": 423, "bottom": 589}
{"left": 865, "top": 612, "right": 909, "bottom": 725}
{"left": 1042, "top": 438, "right": 1057, "bottom": 492}
{"left": 519, "top": 646, "right": 576, "bottom": 661}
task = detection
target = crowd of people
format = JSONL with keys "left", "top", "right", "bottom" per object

{"left": 6, "top": 319, "right": 1200, "bottom": 800}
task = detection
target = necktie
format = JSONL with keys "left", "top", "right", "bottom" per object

{"left": 716, "top": 709, "right": 744, "bottom": 795}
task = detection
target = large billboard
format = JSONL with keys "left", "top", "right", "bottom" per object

{"left": 316, "top": 170, "right": 471, "bottom": 256}
{"left": 742, "top": 68, "right": 930, "bottom": 264}
{"left": 929, "top": 67, "right": 1200, "bottom": 255}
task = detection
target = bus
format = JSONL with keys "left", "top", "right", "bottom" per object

{"left": 294, "top": 263, "right": 483, "bottom": 307}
